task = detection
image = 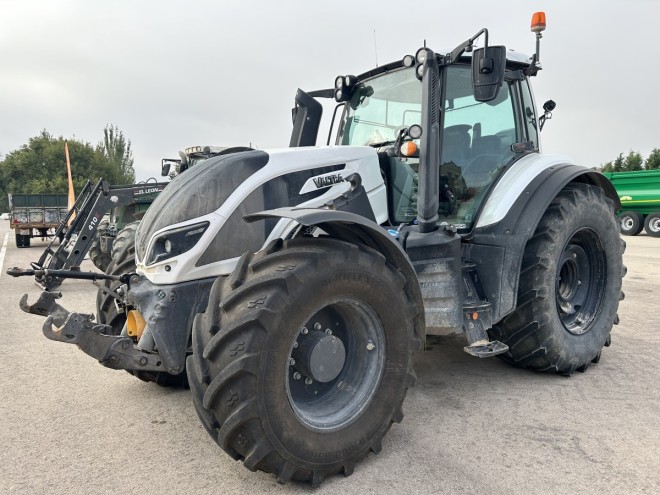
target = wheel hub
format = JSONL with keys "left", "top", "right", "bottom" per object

{"left": 621, "top": 216, "right": 634, "bottom": 230}
{"left": 292, "top": 330, "right": 346, "bottom": 383}
{"left": 557, "top": 245, "right": 587, "bottom": 314}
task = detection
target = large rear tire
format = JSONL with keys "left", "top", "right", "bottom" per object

{"left": 96, "top": 221, "right": 187, "bottom": 388}
{"left": 88, "top": 219, "right": 112, "bottom": 271}
{"left": 187, "top": 238, "right": 419, "bottom": 486}
{"left": 490, "top": 183, "right": 625, "bottom": 375}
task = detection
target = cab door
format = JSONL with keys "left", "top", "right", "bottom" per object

{"left": 438, "top": 65, "right": 523, "bottom": 230}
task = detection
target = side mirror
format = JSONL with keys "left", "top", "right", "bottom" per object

{"left": 161, "top": 160, "right": 171, "bottom": 177}
{"left": 289, "top": 89, "right": 323, "bottom": 147}
{"left": 471, "top": 46, "right": 506, "bottom": 102}
{"left": 161, "top": 159, "right": 182, "bottom": 177}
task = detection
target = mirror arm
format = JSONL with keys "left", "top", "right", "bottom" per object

{"left": 447, "top": 28, "right": 489, "bottom": 64}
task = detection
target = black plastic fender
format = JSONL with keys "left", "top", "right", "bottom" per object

{"left": 466, "top": 164, "right": 620, "bottom": 323}
{"left": 245, "top": 207, "right": 426, "bottom": 349}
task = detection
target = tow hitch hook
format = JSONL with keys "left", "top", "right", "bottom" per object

{"left": 20, "top": 291, "right": 165, "bottom": 372}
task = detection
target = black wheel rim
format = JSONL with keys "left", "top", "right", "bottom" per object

{"left": 556, "top": 228, "right": 607, "bottom": 335}
{"left": 285, "top": 298, "right": 385, "bottom": 431}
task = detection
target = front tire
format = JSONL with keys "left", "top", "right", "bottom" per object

{"left": 187, "top": 238, "right": 419, "bottom": 485}
{"left": 490, "top": 183, "right": 625, "bottom": 375}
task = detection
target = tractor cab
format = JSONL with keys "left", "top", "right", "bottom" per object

{"left": 337, "top": 62, "right": 529, "bottom": 231}
{"left": 293, "top": 29, "right": 546, "bottom": 234}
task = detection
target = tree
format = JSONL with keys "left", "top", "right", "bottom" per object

{"left": 645, "top": 148, "right": 660, "bottom": 170}
{"left": 0, "top": 130, "right": 123, "bottom": 211}
{"left": 97, "top": 124, "right": 135, "bottom": 184}
{"left": 601, "top": 151, "right": 648, "bottom": 172}
{"left": 623, "top": 151, "right": 644, "bottom": 171}
{"left": 602, "top": 153, "right": 625, "bottom": 173}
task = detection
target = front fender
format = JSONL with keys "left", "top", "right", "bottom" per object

{"left": 245, "top": 207, "right": 426, "bottom": 349}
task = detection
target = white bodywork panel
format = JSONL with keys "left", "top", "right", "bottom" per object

{"left": 137, "top": 146, "right": 387, "bottom": 285}
{"left": 476, "top": 152, "right": 576, "bottom": 228}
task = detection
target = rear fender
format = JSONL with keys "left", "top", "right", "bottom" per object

{"left": 245, "top": 208, "right": 425, "bottom": 349}
{"left": 468, "top": 163, "right": 619, "bottom": 323}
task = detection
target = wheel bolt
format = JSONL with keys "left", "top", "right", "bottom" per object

{"left": 305, "top": 377, "right": 313, "bottom": 385}
{"left": 325, "top": 328, "right": 332, "bottom": 335}
{"left": 289, "top": 358, "right": 296, "bottom": 366}
{"left": 293, "top": 372, "right": 301, "bottom": 380}
{"left": 301, "top": 327, "right": 309, "bottom": 335}
{"left": 314, "top": 322, "right": 322, "bottom": 331}
{"left": 366, "top": 340, "right": 375, "bottom": 351}
{"left": 572, "top": 253, "right": 577, "bottom": 259}
{"left": 293, "top": 342, "right": 298, "bottom": 348}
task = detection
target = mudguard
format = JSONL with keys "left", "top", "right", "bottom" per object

{"left": 466, "top": 162, "right": 620, "bottom": 323}
{"left": 245, "top": 207, "right": 426, "bottom": 349}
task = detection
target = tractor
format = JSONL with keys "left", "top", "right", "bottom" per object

{"left": 13, "top": 13, "right": 624, "bottom": 486}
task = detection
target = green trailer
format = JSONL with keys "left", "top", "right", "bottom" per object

{"left": 603, "top": 169, "right": 660, "bottom": 237}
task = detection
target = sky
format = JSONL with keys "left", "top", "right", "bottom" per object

{"left": 1, "top": 0, "right": 658, "bottom": 181}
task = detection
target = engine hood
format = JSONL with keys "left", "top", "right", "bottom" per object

{"left": 136, "top": 150, "right": 269, "bottom": 260}
{"left": 135, "top": 145, "right": 386, "bottom": 283}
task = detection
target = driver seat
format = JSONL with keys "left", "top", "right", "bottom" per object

{"left": 441, "top": 124, "right": 472, "bottom": 168}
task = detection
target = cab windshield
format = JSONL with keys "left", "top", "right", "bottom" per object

{"left": 335, "top": 64, "right": 519, "bottom": 232}
{"left": 337, "top": 68, "right": 421, "bottom": 146}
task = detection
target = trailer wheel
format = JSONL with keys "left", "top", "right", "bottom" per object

{"left": 491, "top": 183, "right": 625, "bottom": 375}
{"left": 96, "top": 221, "right": 187, "bottom": 388}
{"left": 15, "top": 233, "right": 30, "bottom": 248}
{"left": 643, "top": 213, "right": 660, "bottom": 237}
{"left": 619, "top": 211, "right": 643, "bottom": 236}
{"left": 187, "top": 238, "right": 418, "bottom": 486}
{"left": 88, "top": 219, "right": 112, "bottom": 271}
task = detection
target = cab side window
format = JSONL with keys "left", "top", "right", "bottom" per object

{"left": 438, "top": 65, "right": 520, "bottom": 229}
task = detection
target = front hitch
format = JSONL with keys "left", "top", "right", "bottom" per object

{"left": 20, "top": 291, "right": 167, "bottom": 373}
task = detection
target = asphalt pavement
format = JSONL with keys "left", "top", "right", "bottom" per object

{"left": 0, "top": 221, "right": 658, "bottom": 494}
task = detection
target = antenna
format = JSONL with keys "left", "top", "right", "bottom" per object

{"left": 373, "top": 29, "right": 378, "bottom": 67}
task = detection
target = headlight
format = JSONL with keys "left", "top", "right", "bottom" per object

{"left": 147, "top": 221, "right": 209, "bottom": 265}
